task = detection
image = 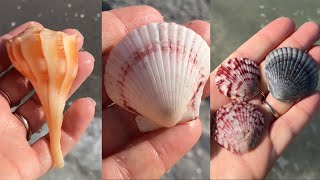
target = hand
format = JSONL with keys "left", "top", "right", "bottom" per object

{"left": 101, "top": 5, "right": 210, "bottom": 179}
{"left": 0, "top": 22, "right": 96, "bottom": 179}
{"left": 210, "top": 17, "right": 320, "bottom": 179}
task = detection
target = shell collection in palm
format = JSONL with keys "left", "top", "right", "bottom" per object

{"left": 213, "top": 47, "right": 318, "bottom": 155}
{"left": 214, "top": 57, "right": 264, "bottom": 154}
{"left": 105, "top": 22, "right": 210, "bottom": 132}
{"left": 6, "top": 25, "right": 78, "bottom": 168}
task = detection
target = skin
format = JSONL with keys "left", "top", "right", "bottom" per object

{"left": 0, "top": 22, "right": 96, "bottom": 179}
{"left": 210, "top": 17, "right": 320, "bottom": 179}
{"left": 102, "top": 6, "right": 210, "bottom": 179}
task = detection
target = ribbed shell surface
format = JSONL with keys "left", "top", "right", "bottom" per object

{"left": 215, "top": 58, "right": 260, "bottom": 101}
{"left": 105, "top": 22, "right": 210, "bottom": 128}
{"left": 265, "top": 47, "right": 318, "bottom": 102}
{"left": 6, "top": 25, "right": 78, "bottom": 168}
{"left": 214, "top": 101, "right": 264, "bottom": 154}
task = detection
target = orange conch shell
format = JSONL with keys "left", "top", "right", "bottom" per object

{"left": 6, "top": 25, "right": 78, "bottom": 168}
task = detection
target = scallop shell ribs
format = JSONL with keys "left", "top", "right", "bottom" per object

{"left": 105, "top": 22, "right": 210, "bottom": 132}
{"left": 215, "top": 57, "right": 260, "bottom": 101}
{"left": 214, "top": 101, "right": 264, "bottom": 154}
{"left": 264, "top": 47, "right": 318, "bottom": 102}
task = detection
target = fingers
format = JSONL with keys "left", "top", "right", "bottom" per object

{"left": 102, "top": 5, "right": 164, "bottom": 54}
{"left": 102, "top": 119, "right": 202, "bottom": 179}
{"left": 269, "top": 92, "right": 320, "bottom": 161}
{"left": 278, "top": 22, "right": 320, "bottom": 50}
{"left": 102, "top": 5, "right": 164, "bottom": 106}
{"left": 0, "top": 69, "right": 33, "bottom": 106}
{"left": 184, "top": 20, "right": 211, "bottom": 98}
{"left": 210, "top": 17, "right": 296, "bottom": 112}
{"left": 308, "top": 45, "right": 320, "bottom": 63}
{"left": 15, "top": 51, "right": 95, "bottom": 133}
{"left": 184, "top": 20, "right": 210, "bottom": 45}
{"left": 69, "top": 51, "right": 95, "bottom": 94}
{"left": 31, "top": 98, "right": 95, "bottom": 176}
{"left": 102, "top": 105, "right": 138, "bottom": 158}
{"left": 230, "top": 17, "right": 295, "bottom": 64}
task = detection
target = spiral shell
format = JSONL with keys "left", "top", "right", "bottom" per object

{"left": 105, "top": 22, "right": 210, "bottom": 132}
{"left": 214, "top": 101, "right": 264, "bottom": 154}
{"left": 265, "top": 47, "right": 318, "bottom": 102}
{"left": 6, "top": 25, "right": 78, "bottom": 168}
{"left": 215, "top": 57, "right": 260, "bottom": 101}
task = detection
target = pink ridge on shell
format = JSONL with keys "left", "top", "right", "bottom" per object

{"left": 215, "top": 57, "right": 260, "bottom": 101}
{"left": 214, "top": 101, "right": 264, "bottom": 154}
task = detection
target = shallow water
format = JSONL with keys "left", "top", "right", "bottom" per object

{"left": 212, "top": 0, "right": 320, "bottom": 179}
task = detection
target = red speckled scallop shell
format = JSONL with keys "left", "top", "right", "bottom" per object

{"left": 215, "top": 58, "right": 260, "bottom": 101}
{"left": 214, "top": 101, "right": 264, "bottom": 154}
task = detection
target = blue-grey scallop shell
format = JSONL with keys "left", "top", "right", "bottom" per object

{"left": 265, "top": 47, "right": 318, "bottom": 102}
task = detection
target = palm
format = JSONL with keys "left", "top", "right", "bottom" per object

{"left": 102, "top": 104, "right": 140, "bottom": 158}
{"left": 210, "top": 17, "right": 320, "bottom": 179}
{"left": 0, "top": 111, "right": 39, "bottom": 178}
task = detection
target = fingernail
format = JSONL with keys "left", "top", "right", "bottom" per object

{"left": 83, "top": 51, "right": 95, "bottom": 62}
{"left": 86, "top": 97, "right": 96, "bottom": 107}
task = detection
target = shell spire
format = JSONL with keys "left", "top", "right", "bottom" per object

{"left": 6, "top": 25, "right": 78, "bottom": 168}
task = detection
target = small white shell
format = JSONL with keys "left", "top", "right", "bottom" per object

{"left": 105, "top": 22, "right": 210, "bottom": 132}
{"left": 265, "top": 47, "right": 318, "bottom": 102}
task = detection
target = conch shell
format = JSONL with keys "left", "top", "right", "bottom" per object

{"left": 6, "top": 25, "right": 78, "bottom": 168}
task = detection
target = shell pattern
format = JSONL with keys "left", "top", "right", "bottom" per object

{"left": 265, "top": 47, "right": 318, "bottom": 102}
{"left": 215, "top": 57, "right": 260, "bottom": 101}
{"left": 105, "top": 22, "right": 210, "bottom": 132}
{"left": 6, "top": 25, "right": 78, "bottom": 168}
{"left": 214, "top": 101, "right": 264, "bottom": 154}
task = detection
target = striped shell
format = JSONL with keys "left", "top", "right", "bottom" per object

{"left": 6, "top": 25, "right": 78, "bottom": 168}
{"left": 265, "top": 47, "right": 318, "bottom": 102}
{"left": 215, "top": 58, "right": 260, "bottom": 101}
{"left": 214, "top": 101, "right": 264, "bottom": 154}
{"left": 105, "top": 22, "right": 210, "bottom": 132}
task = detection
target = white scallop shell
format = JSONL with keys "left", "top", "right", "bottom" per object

{"left": 105, "top": 22, "right": 210, "bottom": 132}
